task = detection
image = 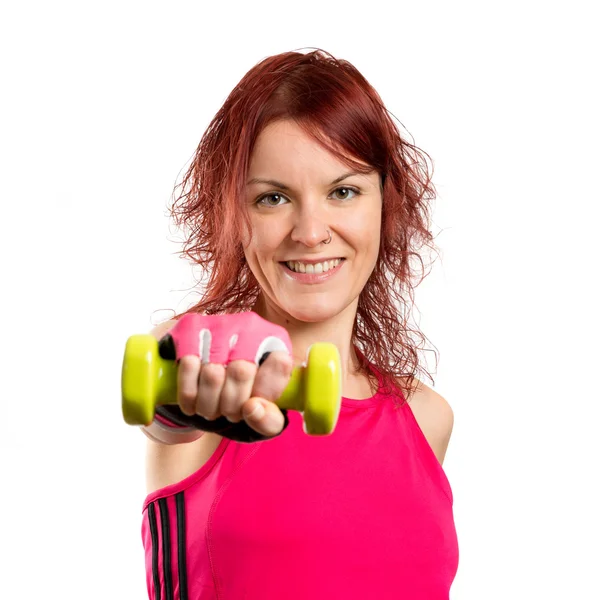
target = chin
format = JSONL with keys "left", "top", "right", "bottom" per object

{"left": 284, "top": 302, "right": 339, "bottom": 324}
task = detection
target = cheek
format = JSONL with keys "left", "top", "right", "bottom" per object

{"left": 240, "top": 217, "right": 253, "bottom": 250}
{"left": 346, "top": 209, "right": 381, "bottom": 240}
{"left": 351, "top": 209, "right": 381, "bottom": 265}
{"left": 242, "top": 221, "right": 280, "bottom": 258}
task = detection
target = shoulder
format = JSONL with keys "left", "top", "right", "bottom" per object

{"left": 149, "top": 318, "right": 178, "bottom": 339}
{"left": 402, "top": 377, "right": 454, "bottom": 465}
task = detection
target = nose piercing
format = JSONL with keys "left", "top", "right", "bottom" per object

{"left": 323, "top": 230, "right": 332, "bottom": 244}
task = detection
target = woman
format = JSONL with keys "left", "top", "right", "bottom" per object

{"left": 139, "top": 48, "right": 458, "bottom": 599}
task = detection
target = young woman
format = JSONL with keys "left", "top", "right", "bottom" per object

{"left": 139, "top": 48, "right": 458, "bottom": 599}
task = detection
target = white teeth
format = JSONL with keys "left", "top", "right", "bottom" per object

{"left": 285, "top": 259, "right": 341, "bottom": 273}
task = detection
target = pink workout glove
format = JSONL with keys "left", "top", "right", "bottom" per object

{"left": 154, "top": 311, "right": 293, "bottom": 443}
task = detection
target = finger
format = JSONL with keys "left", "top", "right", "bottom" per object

{"left": 177, "top": 355, "right": 201, "bottom": 416}
{"left": 219, "top": 359, "right": 257, "bottom": 423}
{"left": 195, "top": 362, "right": 226, "bottom": 420}
{"left": 251, "top": 350, "right": 294, "bottom": 402}
{"left": 242, "top": 396, "right": 286, "bottom": 437}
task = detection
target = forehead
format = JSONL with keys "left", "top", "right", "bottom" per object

{"left": 249, "top": 120, "right": 372, "bottom": 176}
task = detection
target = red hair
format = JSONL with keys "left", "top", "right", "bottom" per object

{"left": 165, "top": 48, "right": 440, "bottom": 400}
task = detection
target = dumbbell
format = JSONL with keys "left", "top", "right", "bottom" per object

{"left": 121, "top": 334, "right": 342, "bottom": 435}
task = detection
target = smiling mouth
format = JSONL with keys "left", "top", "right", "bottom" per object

{"left": 280, "top": 258, "right": 345, "bottom": 274}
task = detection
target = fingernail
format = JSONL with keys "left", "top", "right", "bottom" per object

{"left": 247, "top": 402, "right": 265, "bottom": 420}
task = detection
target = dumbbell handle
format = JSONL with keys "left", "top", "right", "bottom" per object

{"left": 142, "top": 353, "right": 306, "bottom": 412}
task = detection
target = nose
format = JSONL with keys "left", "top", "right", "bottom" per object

{"left": 289, "top": 207, "right": 331, "bottom": 247}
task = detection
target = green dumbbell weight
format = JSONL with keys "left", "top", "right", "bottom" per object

{"left": 121, "top": 335, "right": 342, "bottom": 435}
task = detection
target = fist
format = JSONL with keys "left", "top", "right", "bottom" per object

{"left": 161, "top": 312, "right": 294, "bottom": 438}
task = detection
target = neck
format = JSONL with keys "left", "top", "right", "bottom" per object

{"left": 250, "top": 296, "right": 362, "bottom": 381}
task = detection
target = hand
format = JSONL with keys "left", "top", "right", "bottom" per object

{"left": 162, "top": 312, "right": 295, "bottom": 438}
{"left": 176, "top": 350, "right": 293, "bottom": 437}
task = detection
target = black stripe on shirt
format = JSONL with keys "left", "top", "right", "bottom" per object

{"left": 175, "top": 492, "right": 188, "bottom": 600}
{"left": 158, "top": 498, "right": 174, "bottom": 600}
{"left": 148, "top": 503, "right": 161, "bottom": 600}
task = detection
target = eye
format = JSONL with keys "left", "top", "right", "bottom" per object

{"left": 256, "top": 193, "right": 289, "bottom": 207}
{"left": 256, "top": 186, "right": 360, "bottom": 207}
{"left": 331, "top": 186, "right": 359, "bottom": 200}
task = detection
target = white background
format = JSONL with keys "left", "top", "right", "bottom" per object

{"left": 1, "top": 1, "right": 598, "bottom": 598}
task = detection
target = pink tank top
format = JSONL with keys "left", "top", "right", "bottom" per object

{"left": 141, "top": 377, "right": 459, "bottom": 599}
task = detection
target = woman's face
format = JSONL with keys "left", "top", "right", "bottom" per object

{"left": 243, "top": 119, "right": 382, "bottom": 324}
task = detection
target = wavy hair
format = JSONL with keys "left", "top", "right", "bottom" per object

{"left": 164, "top": 48, "right": 441, "bottom": 400}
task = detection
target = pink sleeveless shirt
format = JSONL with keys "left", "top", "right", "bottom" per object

{"left": 141, "top": 380, "right": 459, "bottom": 599}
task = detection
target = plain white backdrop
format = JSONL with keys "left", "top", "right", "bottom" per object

{"left": 1, "top": 0, "right": 598, "bottom": 598}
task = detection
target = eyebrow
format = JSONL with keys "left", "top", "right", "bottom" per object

{"left": 246, "top": 171, "right": 368, "bottom": 190}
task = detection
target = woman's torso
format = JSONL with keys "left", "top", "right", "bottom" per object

{"left": 141, "top": 380, "right": 459, "bottom": 599}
